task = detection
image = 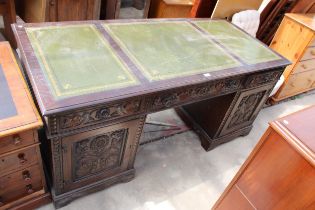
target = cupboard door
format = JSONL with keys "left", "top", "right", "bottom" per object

{"left": 219, "top": 85, "right": 271, "bottom": 137}
{"left": 61, "top": 118, "right": 143, "bottom": 192}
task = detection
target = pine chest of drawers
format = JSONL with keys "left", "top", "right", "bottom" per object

{"left": 270, "top": 13, "right": 315, "bottom": 102}
{"left": 0, "top": 42, "right": 50, "bottom": 209}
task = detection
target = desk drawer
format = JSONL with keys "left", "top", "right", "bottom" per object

{"left": 281, "top": 71, "right": 315, "bottom": 97}
{"left": 0, "top": 164, "right": 43, "bottom": 207}
{"left": 0, "top": 130, "right": 37, "bottom": 154}
{"left": 0, "top": 146, "right": 38, "bottom": 176}
{"left": 301, "top": 47, "right": 315, "bottom": 61}
{"left": 293, "top": 60, "right": 315, "bottom": 74}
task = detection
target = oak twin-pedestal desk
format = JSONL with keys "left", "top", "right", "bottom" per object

{"left": 12, "top": 19, "right": 289, "bottom": 208}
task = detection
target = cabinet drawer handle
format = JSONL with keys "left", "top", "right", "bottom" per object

{"left": 26, "top": 184, "right": 34, "bottom": 194}
{"left": 301, "top": 64, "right": 307, "bottom": 69}
{"left": 13, "top": 134, "right": 22, "bottom": 145}
{"left": 310, "top": 50, "right": 315, "bottom": 56}
{"left": 18, "top": 153, "right": 27, "bottom": 164}
{"left": 49, "top": 0, "right": 55, "bottom": 6}
{"left": 22, "top": 170, "right": 31, "bottom": 181}
{"left": 0, "top": 196, "right": 3, "bottom": 206}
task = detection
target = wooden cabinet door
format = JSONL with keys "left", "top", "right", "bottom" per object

{"left": 219, "top": 85, "right": 271, "bottom": 137}
{"left": 49, "top": 0, "right": 100, "bottom": 21}
{"left": 60, "top": 118, "right": 141, "bottom": 193}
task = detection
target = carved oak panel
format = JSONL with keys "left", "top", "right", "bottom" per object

{"left": 228, "top": 91, "right": 265, "bottom": 128}
{"left": 48, "top": 99, "right": 142, "bottom": 136}
{"left": 73, "top": 129, "right": 127, "bottom": 180}
{"left": 149, "top": 78, "right": 241, "bottom": 110}
{"left": 219, "top": 85, "right": 272, "bottom": 137}
{"left": 244, "top": 69, "right": 282, "bottom": 89}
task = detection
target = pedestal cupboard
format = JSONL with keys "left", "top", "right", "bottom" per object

{"left": 213, "top": 105, "right": 315, "bottom": 209}
{"left": 270, "top": 13, "right": 315, "bottom": 102}
{"left": 12, "top": 19, "right": 289, "bottom": 208}
{"left": 0, "top": 42, "right": 50, "bottom": 209}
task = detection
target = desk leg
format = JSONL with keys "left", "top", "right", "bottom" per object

{"left": 178, "top": 84, "right": 273, "bottom": 151}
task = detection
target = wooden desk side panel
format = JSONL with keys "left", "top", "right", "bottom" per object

{"left": 213, "top": 127, "right": 315, "bottom": 209}
{"left": 237, "top": 130, "right": 315, "bottom": 209}
{"left": 212, "top": 127, "right": 273, "bottom": 209}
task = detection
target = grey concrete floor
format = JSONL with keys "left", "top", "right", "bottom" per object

{"left": 38, "top": 92, "right": 315, "bottom": 210}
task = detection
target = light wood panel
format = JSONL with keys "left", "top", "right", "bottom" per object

{"left": 270, "top": 13, "right": 315, "bottom": 102}
{"left": 148, "top": 0, "right": 193, "bottom": 18}
{"left": 213, "top": 106, "right": 315, "bottom": 209}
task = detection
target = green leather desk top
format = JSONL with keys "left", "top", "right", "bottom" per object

{"left": 26, "top": 25, "right": 138, "bottom": 98}
{"left": 12, "top": 19, "right": 289, "bottom": 115}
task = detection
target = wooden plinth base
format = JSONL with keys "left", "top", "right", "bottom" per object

{"left": 52, "top": 169, "right": 135, "bottom": 209}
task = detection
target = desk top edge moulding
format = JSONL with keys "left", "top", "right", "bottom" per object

{"left": 12, "top": 19, "right": 290, "bottom": 116}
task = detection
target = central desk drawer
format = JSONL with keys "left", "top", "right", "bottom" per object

{"left": 0, "top": 146, "right": 38, "bottom": 176}
{"left": 0, "top": 164, "right": 43, "bottom": 206}
{"left": 0, "top": 130, "right": 37, "bottom": 155}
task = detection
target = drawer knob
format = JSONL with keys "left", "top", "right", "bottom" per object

{"left": 301, "top": 64, "right": 307, "bottom": 69}
{"left": 26, "top": 184, "right": 34, "bottom": 194}
{"left": 18, "top": 153, "right": 27, "bottom": 164}
{"left": 22, "top": 170, "right": 31, "bottom": 181}
{"left": 49, "top": 0, "right": 55, "bottom": 6}
{"left": 310, "top": 50, "right": 315, "bottom": 56}
{"left": 0, "top": 196, "right": 3, "bottom": 206}
{"left": 13, "top": 134, "right": 22, "bottom": 145}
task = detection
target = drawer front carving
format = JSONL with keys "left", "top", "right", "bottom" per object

{"left": 0, "top": 146, "right": 38, "bottom": 176}
{"left": 293, "top": 60, "right": 315, "bottom": 74}
{"left": 48, "top": 99, "right": 143, "bottom": 136}
{"left": 301, "top": 47, "right": 315, "bottom": 61}
{"left": 0, "top": 130, "right": 37, "bottom": 155}
{"left": 0, "top": 164, "right": 43, "bottom": 206}
{"left": 244, "top": 70, "right": 282, "bottom": 89}
{"left": 149, "top": 78, "right": 241, "bottom": 111}
{"left": 280, "top": 71, "right": 315, "bottom": 98}
{"left": 73, "top": 129, "right": 127, "bottom": 180}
